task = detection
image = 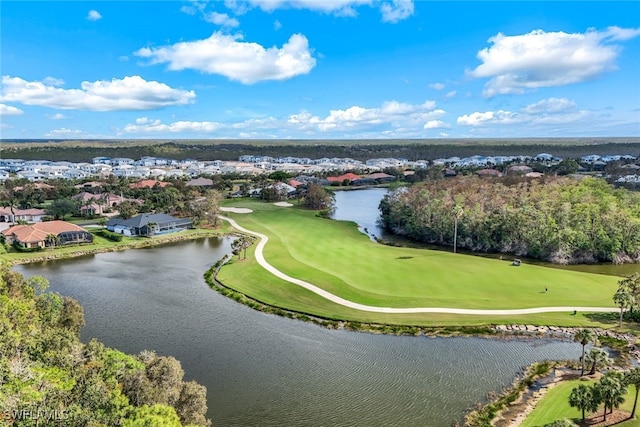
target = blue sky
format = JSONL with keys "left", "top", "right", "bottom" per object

{"left": 1, "top": 1, "right": 639, "bottom": 140}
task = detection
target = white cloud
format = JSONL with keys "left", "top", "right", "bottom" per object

{"left": 521, "top": 97, "right": 577, "bottom": 114}
{"left": 274, "top": 19, "right": 282, "bottom": 30}
{"left": 43, "top": 77, "right": 65, "bottom": 86}
{"left": 423, "top": 120, "right": 449, "bottom": 129}
{"left": 46, "top": 113, "right": 68, "bottom": 120}
{"left": 87, "top": 10, "right": 102, "bottom": 21}
{"left": 124, "top": 99, "right": 444, "bottom": 137}
{"left": 469, "top": 27, "right": 640, "bottom": 96}
{"left": 228, "top": 1, "right": 413, "bottom": 22}
{"left": 604, "top": 26, "right": 640, "bottom": 41}
{"left": 125, "top": 119, "right": 223, "bottom": 134}
{"left": 429, "top": 82, "right": 445, "bottom": 90}
{"left": 457, "top": 110, "right": 520, "bottom": 126}
{"left": 135, "top": 32, "right": 316, "bottom": 84}
{"left": 247, "top": 0, "right": 370, "bottom": 15}
{"left": 0, "top": 103, "right": 23, "bottom": 116}
{"left": 445, "top": 90, "right": 457, "bottom": 99}
{"left": 204, "top": 11, "right": 240, "bottom": 27}
{"left": 180, "top": 5, "right": 198, "bottom": 15}
{"left": 1, "top": 75, "right": 196, "bottom": 111}
{"left": 457, "top": 97, "right": 588, "bottom": 127}
{"left": 45, "top": 128, "right": 85, "bottom": 137}
{"left": 380, "top": 0, "right": 414, "bottom": 23}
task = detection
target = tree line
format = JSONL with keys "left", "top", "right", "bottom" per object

{"left": 0, "top": 261, "right": 210, "bottom": 426}
{"left": 379, "top": 176, "right": 640, "bottom": 264}
{"left": 4, "top": 140, "right": 639, "bottom": 163}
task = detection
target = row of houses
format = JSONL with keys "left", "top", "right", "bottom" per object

{"left": 2, "top": 151, "right": 639, "bottom": 182}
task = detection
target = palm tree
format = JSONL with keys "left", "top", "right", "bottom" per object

{"left": 595, "top": 371, "right": 627, "bottom": 421}
{"left": 614, "top": 287, "right": 634, "bottom": 327}
{"left": 618, "top": 273, "right": 640, "bottom": 317}
{"left": 452, "top": 204, "right": 463, "bottom": 254}
{"left": 146, "top": 221, "right": 157, "bottom": 237}
{"left": 626, "top": 367, "right": 640, "bottom": 418}
{"left": 568, "top": 384, "right": 599, "bottom": 423}
{"left": 45, "top": 233, "right": 59, "bottom": 250}
{"left": 573, "top": 328, "right": 598, "bottom": 376}
{"left": 584, "top": 347, "right": 611, "bottom": 375}
{"left": 231, "top": 236, "right": 253, "bottom": 260}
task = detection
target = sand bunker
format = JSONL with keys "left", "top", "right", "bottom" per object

{"left": 273, "top": 202, "right": 293, "bottom": 207}
{"left": 220, "top": 207, "right": 253, "bottom": 214}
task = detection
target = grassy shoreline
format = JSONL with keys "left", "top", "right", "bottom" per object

{"left": 3, "top": 226, "right": 227, "bottom": 266}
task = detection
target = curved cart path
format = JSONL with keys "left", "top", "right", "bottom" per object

{"left": 221, "top": 216, "right": 618, "bottom": 315}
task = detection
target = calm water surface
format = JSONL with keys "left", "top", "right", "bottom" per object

{"left": 15, "top": 201, "right": 585, "bottom": 426}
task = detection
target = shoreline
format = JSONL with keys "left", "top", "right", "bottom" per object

{"left": 5, "top": 228, "right": 223, "bottom": 266}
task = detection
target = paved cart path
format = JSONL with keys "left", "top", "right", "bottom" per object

{"left": 221, "top": 216, "right": 618, "bottom": 315}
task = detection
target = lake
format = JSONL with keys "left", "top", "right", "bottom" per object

{"left": 14, "top": 194, "right": 585, "bottom": 426}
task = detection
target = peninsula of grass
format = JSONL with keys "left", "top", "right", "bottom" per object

{"left": 215, "top": 199, "right": 625, "bottom": 327}
{"left": 520, "top": 378, "right": 640, "bottom": 427}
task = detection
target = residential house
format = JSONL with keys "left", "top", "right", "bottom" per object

{"left": 186, "top": 177, "right": 214, "bottom": 188}
{"left": 0, "top": 207, "right": 47, "bottom": 223}
{"left": 363, "top": 172, "right": 396, "bottom": 183}
{"left": 129, "top": 180, "right": 170, "bottom": 189}
{"left": 476, "top": 169, "right": 502, "bottom": 177}
{"left": 327, "top": 173, "right": 361, "bottom": 185}
{"left": 2, "top": 221, "right": 92, "bottom": 248}
{"left": 106, "top": 213, "right": 192, "bottom": 236}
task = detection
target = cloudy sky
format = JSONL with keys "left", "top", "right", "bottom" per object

{"left": 1, "top": 1, "right": 639, "bottom": 140}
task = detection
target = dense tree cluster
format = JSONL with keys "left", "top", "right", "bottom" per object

{"left": 302, "top": 184, "right": 334, "bottom": 211}
{"left": 379, "top": 176, "right": 640, "bottom": 264}
{"left": 0, "top": 261, "right": 210, "bottom": 426}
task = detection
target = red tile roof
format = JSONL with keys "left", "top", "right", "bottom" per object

{"left": 327, "top": 173, "right": 361, "bottom": 182}
{"left": 129, "top": 180, "right": 170, "bottom": 189}
{"left": 0, "top": 207, "right": 47, "bottom": 216}
{"left": 2, "top": 221, "right": 89, "bottom": 243}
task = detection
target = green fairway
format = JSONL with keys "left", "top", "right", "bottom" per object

{"left": 216, "top": 200, "right": 625, "bottom": 326}
{"left": 521, "top": 379, "right": 640, "bottom": 427}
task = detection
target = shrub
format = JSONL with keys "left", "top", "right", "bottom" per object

{"left": 94, "top": 229, "right": 124, "bottom": 242}
{"left": 12, "top": 242, "right": 43, "bottom": 252}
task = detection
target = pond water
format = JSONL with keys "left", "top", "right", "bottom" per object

{"left": 15, "top": 234, "right": 582, "bottom": 426}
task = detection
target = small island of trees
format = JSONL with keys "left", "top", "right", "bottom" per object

{"left": 379, "top": 175, "right": 640, "bottom": 264}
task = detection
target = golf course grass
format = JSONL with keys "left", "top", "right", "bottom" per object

{"left": 521, "top": 379, "right": 640, "bottom": 427}
{"left": 215, "top": 199, "right": 628, "bottom": 327}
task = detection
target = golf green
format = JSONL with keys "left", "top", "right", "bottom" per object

{"left": 217, "top": 200, "right": 621, "bottom": 326}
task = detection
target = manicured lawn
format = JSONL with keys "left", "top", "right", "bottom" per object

{"left": 216, "top": 199, "right": 627, "bottom": 327}
{"left": 521, "top": 379, "right": 640, "bottom": 427}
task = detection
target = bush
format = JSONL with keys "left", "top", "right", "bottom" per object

{"left": 94, "top": 229, "right": 124, "bottom": 242}
{"left": 12, "top": 242, "right": 43, "bottom": 252}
